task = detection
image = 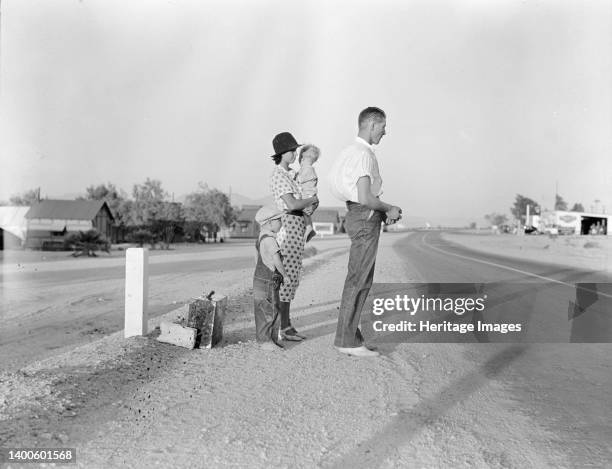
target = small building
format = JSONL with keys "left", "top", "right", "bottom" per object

{"left": 230, "top": 205, "right": 262, "bottom": 239}
{"left": 0, "top": 206, "right": 29, "bottom": 249}
{"left": 539, "top": 210, "right": 610, "bottom": 236}
{"left": 312, "top": 208, "right": 342, "bottom": 236}
{"left": 25, "top": 199, "right": 116, "bottom": 249}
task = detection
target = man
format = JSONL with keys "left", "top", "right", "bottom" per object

{"left": 329, "top": 107, "right": 402, "bottom": 357}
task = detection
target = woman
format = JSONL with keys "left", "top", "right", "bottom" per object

{"left": 269, "top": 132, "right": 318, "bottom": 341}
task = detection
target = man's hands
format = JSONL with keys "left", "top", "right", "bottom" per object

{"left": 354, "top": 176, "right": 402, "bottom": 224}
{"left": 385, "top": 206, "right": 402, "bottom": 225}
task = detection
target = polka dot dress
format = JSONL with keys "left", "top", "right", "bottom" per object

{"left": 277, "top": 213, "right": 306, "bottom": 302}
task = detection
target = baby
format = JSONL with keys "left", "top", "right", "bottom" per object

{"left": 295, "top": 144, "right": 320, "bottom": 242}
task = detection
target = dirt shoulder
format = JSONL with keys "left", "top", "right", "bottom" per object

{"left": 441, "top": 231, "right": 612, "bottom": 273}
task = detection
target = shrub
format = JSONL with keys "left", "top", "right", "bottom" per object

{"left": 129, "top": 229, "right": 154, "bottom": 247}
{"left": 65, "top": 229, "right": 110, "bottom": 257}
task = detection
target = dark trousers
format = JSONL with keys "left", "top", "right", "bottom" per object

{"left": 253, "top": 275, "right": 281, "bottom": 342}
{"left": 334, "top": 202, "right": 383, "bottom": 347}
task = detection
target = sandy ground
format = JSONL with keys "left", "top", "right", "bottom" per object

{"left": 1, "top": 233, "right": 611, "bottom": 468}
{"left": 0, "top": 241, "right": 324, "bottom": 371}
{"left": 441, "top": 231, "right": 612, "bottom": 273}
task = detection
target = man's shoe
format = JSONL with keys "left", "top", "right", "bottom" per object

{"left": 335, "top": 346, "right": 380, "bottom": 357}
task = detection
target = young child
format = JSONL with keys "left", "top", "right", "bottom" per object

{"left": 253, "top": 205, "right": 287, "bottom": 350}
{"left": 295, "top": 144, "right": 320, "bottom": 242}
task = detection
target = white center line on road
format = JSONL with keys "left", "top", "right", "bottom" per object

{"left": 421, "top": 233, "right": 612, "bottom": 300}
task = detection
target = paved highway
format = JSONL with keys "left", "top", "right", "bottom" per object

{"left": 350, "top": 232, "right": 612, "bottom": 468}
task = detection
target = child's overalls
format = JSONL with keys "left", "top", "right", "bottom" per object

{"left": 253, "top": 234, "right": 283, "bottom": 343}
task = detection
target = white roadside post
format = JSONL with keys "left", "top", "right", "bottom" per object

{"left": 124, "top": 247, "right": 149, "bottom": 338}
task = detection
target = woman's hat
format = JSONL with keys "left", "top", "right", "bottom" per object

{"left": 271, "top": 132, "right": 300, "bottom": 158}
{"left": 255, "top": 205, "right": 283, "bottom": 225}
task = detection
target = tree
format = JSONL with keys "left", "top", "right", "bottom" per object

{"left": 554, "top": 194, "right": 568, "bottom": 211}
{"left": 184, "top": 183, "right": 235, "bottom": 240}
{"left": 9, "top": 188, "right": 40, "bottom": 206}
{"left": 485, "top": 213, "right": 508, "bottom": 227}
{"left": 510, "top": 194, "right": 539, "bottom": 223}
{"left": 570, "top": 202, "right": 584, "bottom": 212}
{"left": 130, "top": 178, "right": 168, "bottom": 226}
{"left": 129, "top": 229, "right": 154, "bottom": 248}
{"left": 150, "top": 202, "right": 184, "bottom": 249}
{"left": 84, "top": 183, "right": 119, "bottom": 201}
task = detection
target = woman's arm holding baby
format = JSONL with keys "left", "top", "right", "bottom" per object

{"left": 280, "top": 193, "right": 318, "bottom": 211}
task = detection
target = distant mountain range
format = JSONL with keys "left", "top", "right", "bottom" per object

{"left": 230, "top": 193, "right": 274, "bottom": 208}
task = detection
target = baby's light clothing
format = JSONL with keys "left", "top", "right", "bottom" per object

{"left": 296, "top": 164, "right": 318, "bottom": 198}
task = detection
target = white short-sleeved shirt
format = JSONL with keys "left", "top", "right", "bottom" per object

{"left": 329, "top": 137, "right": 383, "bottom": 203}
{"left": 270, "top": 165, "right": 302, "bottom": 211}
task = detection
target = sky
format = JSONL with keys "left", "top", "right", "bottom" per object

{"left": 1, "top": 0, "right": 611, "bottom": 224}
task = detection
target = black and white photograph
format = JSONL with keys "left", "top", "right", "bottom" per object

{"left": 1, "top": 0, "right": 611, "bottom": 467}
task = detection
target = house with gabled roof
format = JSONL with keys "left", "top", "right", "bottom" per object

{"left": 0, "top": 206, "right": 29, "bottom": 249}
{"left": 230, "top": 205, "right": 261, "bottom": 239}
{"left": 25, "top": 199, "right": 115, "bottom": 249}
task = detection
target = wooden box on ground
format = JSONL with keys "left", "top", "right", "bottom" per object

{"left": 186, "top": 293, "right": 227, "bottom": 349}
{"left": 157, "top": 321, "right": 197, "bottom": 349}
